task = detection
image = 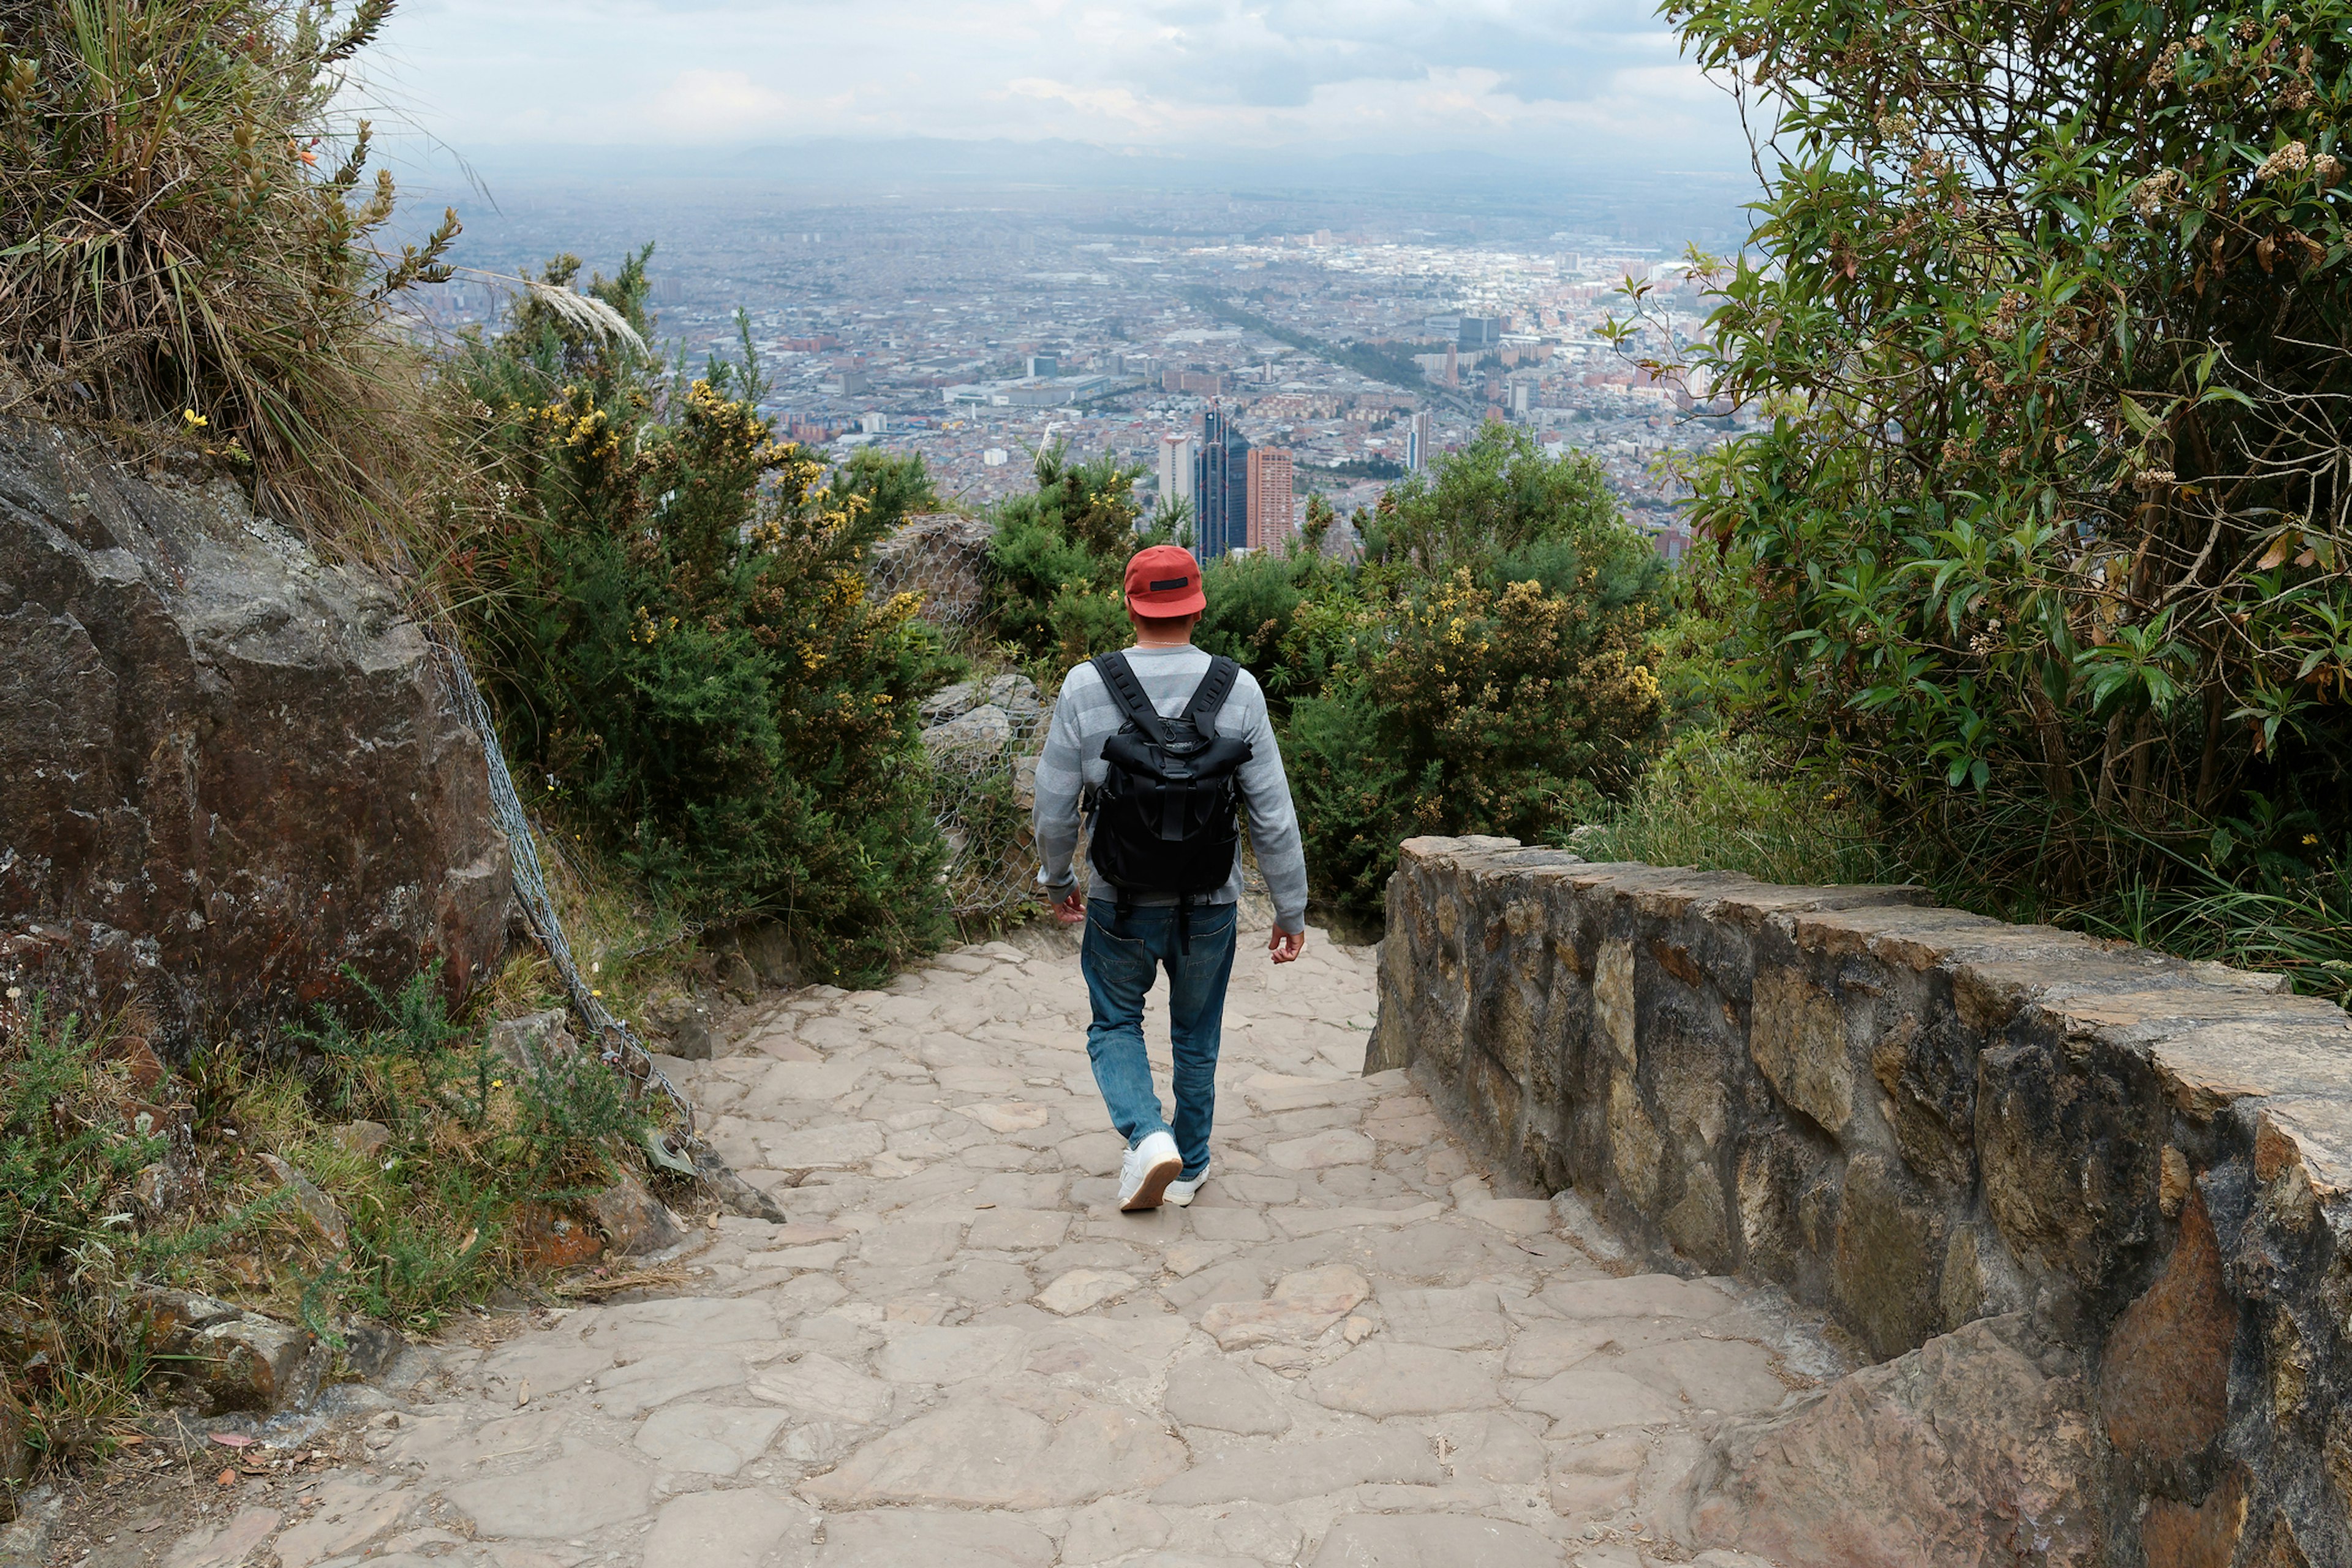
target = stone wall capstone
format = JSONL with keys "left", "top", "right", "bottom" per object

{"left": 1371, "top": 835, "right": 2352, "bottom": 1567}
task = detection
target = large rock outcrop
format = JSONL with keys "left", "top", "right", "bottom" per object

{"left": 1374, "top": 836, "right": 2352, "bottom": 1568}
{"left": 0, "top": 419, "right": 508, "bottom": 1049}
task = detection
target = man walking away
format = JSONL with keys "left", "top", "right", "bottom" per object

{"left": 1033, "top": 544, "right": 1310, "bottom": 1212}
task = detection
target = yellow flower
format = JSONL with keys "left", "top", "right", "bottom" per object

{"left": 2304, "top": 834, "right": 2320, "bottom": 845}
{"left": 181, "top": 408, "right": 208, "bottom": 429}
{"left": 491, "top": 1079, "right": 505, "bottom": 1089}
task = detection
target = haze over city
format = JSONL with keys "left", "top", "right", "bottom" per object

{"left": 367, "top": 1, "right": 1760, "bottom": 557}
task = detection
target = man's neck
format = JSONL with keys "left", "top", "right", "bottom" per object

{"left": 1129, "top": 633, "right": 1195, "bottom": 651}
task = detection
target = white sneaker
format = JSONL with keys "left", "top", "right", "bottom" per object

{"left": 1163, "top": 1161, "right": 1210, "bottom": 1207}
{"left": 1118, "top": 1130, "right": 1183, "bottom": 1212}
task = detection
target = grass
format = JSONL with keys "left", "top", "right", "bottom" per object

{"left": 0, "top": 969, "right": 688, "bottom": 1483}
{"left": 1568, "top": 732, "right": 2352, "bottom": 1005}
{"left": 1565, "top": 733, "right": 1894, "bottom": 889}
{"left": 0, "top": 0, "right": 459, "bottom": 547}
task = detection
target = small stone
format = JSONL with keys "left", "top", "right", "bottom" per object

{"left": 190, "top": 1316, "right": 318, "bottom": 1413}
{"left": 511, "top": 1203, "right": 604, "bottom": 1270}
{"left": 1036, "top": 1268, "right": 1137, "bottom": 1315}
{"left": 587, "top": 1172, "right": 687, "bottom": 1256}
{"left": 1307, "top": 1341, "right": 1498, "bottom": 1417}
{"left": 633, "top": 1403, "right": 789, "bottom": 1475}
{"left": 446, "top": 1450, "right": 652, "bottom": 1537}
{"left": 642, "top": 1490, "right": 808, "bottom": 1568}
{"left": 489, "top": 1009, "right": 575, "bottom": 1069}
{"left": 2098, "top": 1193, "right": 2233, "bottom": 1464}
{"left": 1060, "top": 1499, "right": 1170, "bottom": 1565}
{"left": 752, "top": 1351, "right": 894, "bottom": 1425}
{"left": 1265, "top": 1128, "right": 1376, "bottom": 1170}
{"left": 1308, "top": 1512, "right": 1563, "bottom": 1566}
{"left": 257, "top": 1153, "right": 349, "bottom": 1253}
{"left": 1343, "top": 1314, "right": 1374, "bottom": 1343}
{"left": 1200, "top": 1292, "right": 1355, "bottom": 1349}
{"left": 955, "top": 1101, "right": 1052, "bottom": 1133}
{"left": 1163, "top": 1357, "right": 1294, "bottom": 1434}
{"left": 100, "top": 1035, "right": 166, "bottom": 1093}
{"left": 331, "top": 1121, "right": 393, "bottom": 1158}
{"left": 644, "top": 995, "right": 715, "bottom": 1061}
{"left": 2159, "top": 1145, "right": 2192, "bottom": 1218}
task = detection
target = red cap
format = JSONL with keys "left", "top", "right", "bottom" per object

{"left": 1124, "top": 544, "right": 1207, "bottom": 617}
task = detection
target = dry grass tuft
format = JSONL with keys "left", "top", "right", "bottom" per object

{"left": 0, "top": 0, "right": 457, "bottom": 545}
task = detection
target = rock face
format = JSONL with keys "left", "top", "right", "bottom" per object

{"left": 0, "top": 419, "right": 507, "bottom": 1049}
{"left": 1374, "top": 835, "right": 2352, "bottom": 1568}
{"left": 1667, "top": 1315, "right": 2100, "bottom": 1567}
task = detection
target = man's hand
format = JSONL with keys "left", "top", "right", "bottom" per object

{"left": 1049, "top": 885, "right": 1087, "bottom": 925}
{"left": 1269, "top": 923, "right": 1306, "bottom": 964}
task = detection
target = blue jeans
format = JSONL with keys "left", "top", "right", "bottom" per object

{"left": 1080, "top": 900, "right": 1237, "bottom": 1180}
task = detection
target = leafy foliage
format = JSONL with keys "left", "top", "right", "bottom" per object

{"left": 443, "top": 253, "right": 949, "bottom": 983}
{"left": 0, "top": 0, "right": 458, "bottom": 538}
{"left": 1660, "top": 0, "right": 2352, "bottom": 926}
{"left": 978, "top": 424, "right": 1671, "bottom": 920}
{"left": 987, "top": 442, "right": 1174, "bottom": 666}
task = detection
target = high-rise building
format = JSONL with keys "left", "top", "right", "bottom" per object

{"left": 1442, "top": 344, "right": 1459, "bottom": 388}
{"left": 1245, "top": 447, "right": 1296, "bottom": 555}
{"left": 1158, "top": 433, "right": 1196, "bottom": 508}
{"left": 1193, "top": 405, "right": 1250, "bottom": 560}
{"left": 1404, "top": 411, "right": 1436, "bottom": 473}
{"left": 1027, "top": 353, "right": 1059, "bottom": 378}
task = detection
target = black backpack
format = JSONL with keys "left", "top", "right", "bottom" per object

{"left": 1086, "top": 652, "right": 1255, "bottom": 921}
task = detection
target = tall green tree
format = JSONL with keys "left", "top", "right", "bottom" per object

{"left": 1662, "top": 0, "right": 2352, "bottom": 910}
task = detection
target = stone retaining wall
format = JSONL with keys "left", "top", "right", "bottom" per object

{"left": 1368, "top": 835, "right": 2352, "bottom": 1566}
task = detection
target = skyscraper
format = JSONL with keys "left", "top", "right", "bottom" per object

{"left": 1245, "top": 447, "right": 1296, "bottom": 555}
{"left": 1158, "top": 433, "right": 1196, "bottom": 509}
{"left": 1404, "top": 411, "right": 1435, "bottom": 473}
{"left": 1193, "top": 405, "right": 1250, "bottom": 560}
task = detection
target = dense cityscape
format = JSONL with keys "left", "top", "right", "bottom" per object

{"left": 420, "top": 180, "right": 1753, "bottom": 558}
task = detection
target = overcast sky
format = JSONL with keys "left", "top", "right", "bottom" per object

{"left": 368, "top": 0, "right": 1748, "bottom": 173}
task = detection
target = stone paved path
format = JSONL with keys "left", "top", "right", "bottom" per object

{"left": 135, "top": 924, "right": 1838, "bottom": 1568}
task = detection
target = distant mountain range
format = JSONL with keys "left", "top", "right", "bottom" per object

{"left": 450, "top": 135, "right": 1752, "bottom": 201}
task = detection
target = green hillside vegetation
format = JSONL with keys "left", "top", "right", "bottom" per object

{"left": 1647, "top": 0, "right": 2352, "bottom": 1000}
{"left": 440, "top": 255, "right": 952, "bottom": 986}
{"left": 984, "top": 426, "right": 1675, "bottom": 919}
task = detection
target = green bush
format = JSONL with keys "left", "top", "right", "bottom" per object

{"left": 0, "top": 0, "right": 458, "bottom": 539}
{"left": 1281, "top": 429, "right": 1673, "bottom": 916}
{"left": 265, "top": 969, "right": 653, "bottom": 1326}
{"left": 1662, "top": 0, "right": 2352, "bottom": 987}
{"left": 443, "top": 255, "right": 950, "bottom": 983}
{"left": 987, "top": 442, "right": 1172, "bottom": 666}
{"left": 974, "top": 424, "right": 1672, "bottom": 921}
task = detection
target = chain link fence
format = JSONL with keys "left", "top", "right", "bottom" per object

{"left": 870, "top": 514, "right": 1054, "bottom": 921}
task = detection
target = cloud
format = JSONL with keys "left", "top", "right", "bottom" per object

{"left": 374, "top": 0, "right": 1746, "bottom": 166}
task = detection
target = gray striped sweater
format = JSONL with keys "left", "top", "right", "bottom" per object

{"left": 1032, "top": 644, "right": 1310, "bottom": 930}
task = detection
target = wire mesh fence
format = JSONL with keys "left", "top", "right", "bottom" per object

{"left": 870, "top": 513, "right": 1053, "bottom": 921}
{"left": 424, "top": 625, "right": 696, "bottom": 1146}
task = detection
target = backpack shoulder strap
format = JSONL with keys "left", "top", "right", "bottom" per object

{"left": 1180, "top": 655, "right": 1242, "bottom": 736}
{"left": 1090, "top": 652, "right": 1171, "bottom": 746}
